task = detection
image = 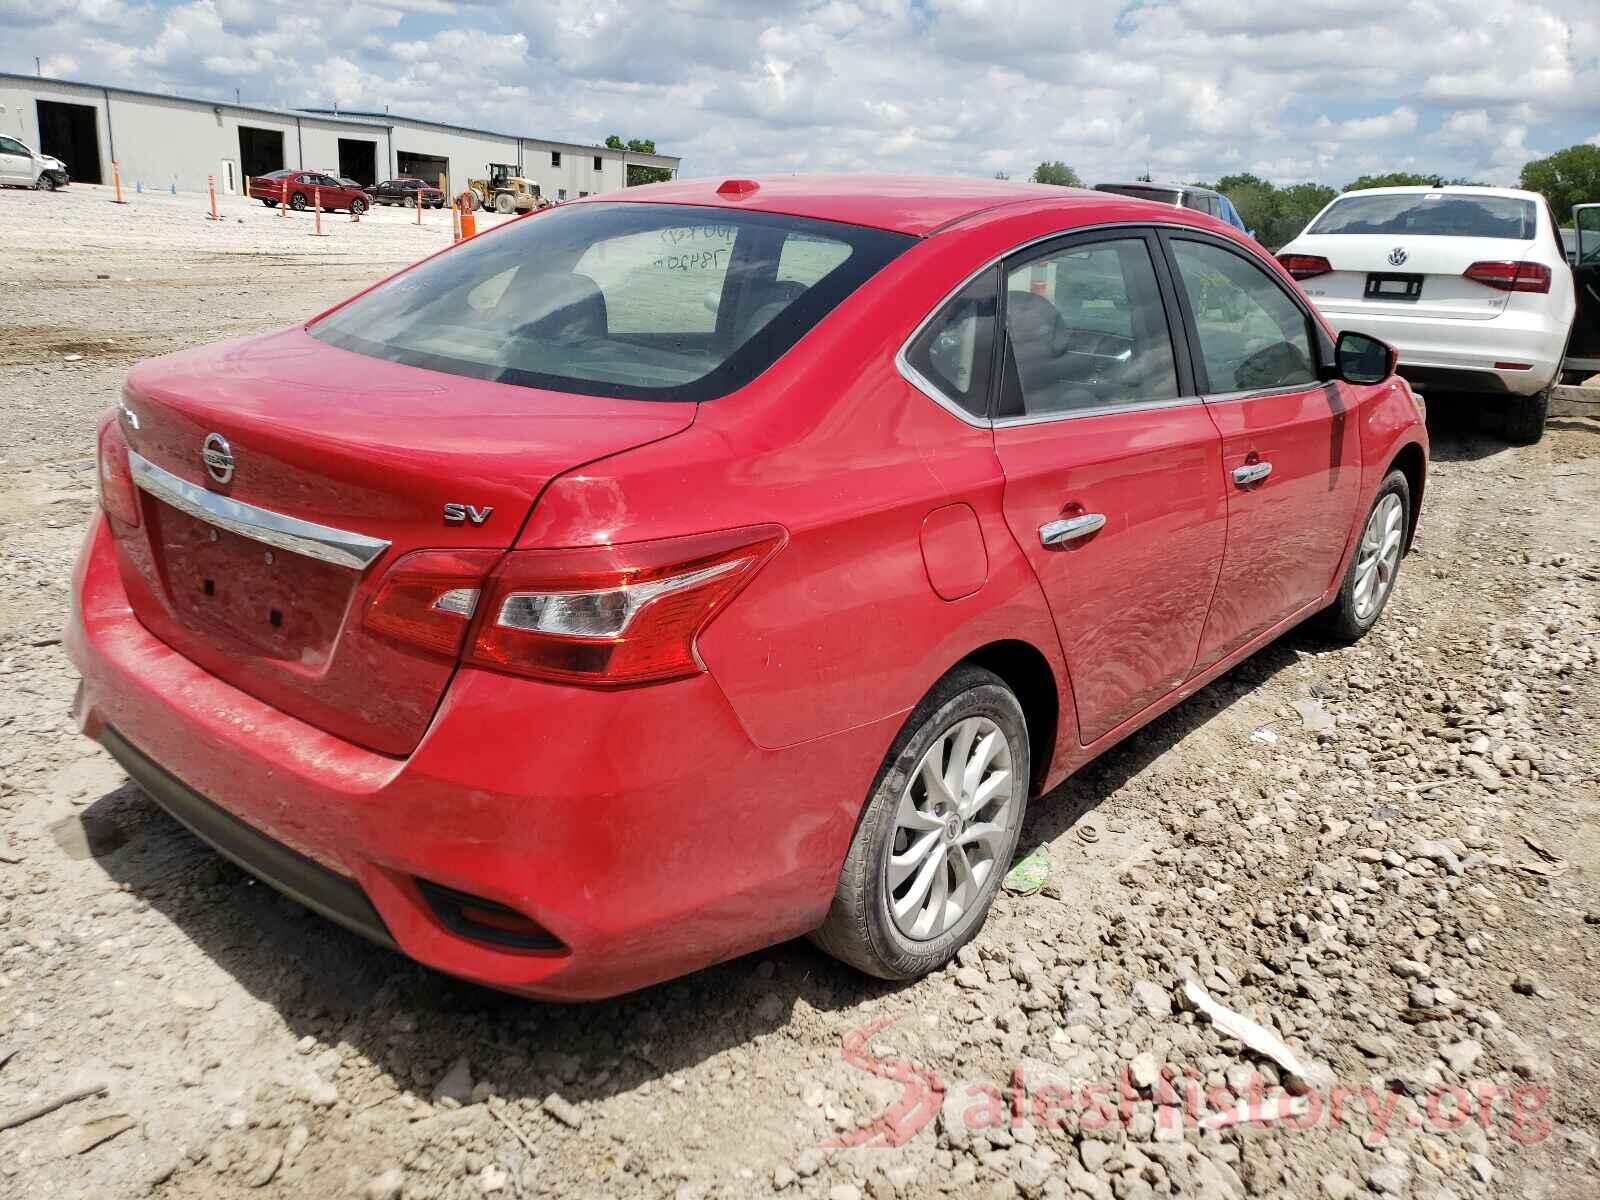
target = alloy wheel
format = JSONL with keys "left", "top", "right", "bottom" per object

{"left": 1353, "top": 492, "right": 1404, "bottom": 620}
{"left": 885, "top": 716, "right": 1016, "bottom": 941}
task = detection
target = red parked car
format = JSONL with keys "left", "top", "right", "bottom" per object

{"left": 69, "top": 176, "right": 1428, "bottom": 999}
{"left": 249, "top": 169, "right": 369, "bottom": 214}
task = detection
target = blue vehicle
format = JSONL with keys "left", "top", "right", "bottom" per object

{"left": 1094, "top": 181, "right": 1253, "bottom": 238}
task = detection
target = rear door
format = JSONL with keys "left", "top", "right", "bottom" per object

{"left": 988, "top": 229, "right": 1228, "bottom": 744}
{"left": 1161, "top": 231, "right": 1362, "bottom": 669}
{"left": 1570, "top": 205, "right": 1600, "bottom": 371}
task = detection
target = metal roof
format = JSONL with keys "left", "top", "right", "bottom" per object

{"left": 0, "top": 71, "right": 679, "bottom": 166}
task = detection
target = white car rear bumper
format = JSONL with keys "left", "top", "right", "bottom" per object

{"left": 1313, "top": 304, "right": 1564, "bottom": 396}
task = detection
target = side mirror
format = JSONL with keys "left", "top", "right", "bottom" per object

{"left": 1335, "top": 330, "right": 1396, "bottom": 385}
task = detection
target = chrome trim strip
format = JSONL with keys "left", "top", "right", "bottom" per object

{"left": 128, "top": 451, "right": 391, "bottom": 571}
{"left": 993, "top": 393, "right": 1202, "bottom": 428}
{"left": 1203, "top": 381, "right": 1324, "bottom": 405}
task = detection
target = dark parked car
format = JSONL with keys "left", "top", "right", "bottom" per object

{"left": 369, "top": 177, "right": 446, "bottom": 209}
{"left": 249, "top": 170, "right": 369, "bottom": 214}
{"left": 1095, "top": 181, "right": 1251, "bottom": 237}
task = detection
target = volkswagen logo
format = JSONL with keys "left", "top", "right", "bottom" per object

{"left": 1387, "top": 246, "right": 1409, "bottom": 267}
{"left": 201, "top": 433, "right": 234, "bottom": 484}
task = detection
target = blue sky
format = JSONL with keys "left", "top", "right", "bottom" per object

{"left": 3, "top": 0, "right": 1597, "bottom": 186}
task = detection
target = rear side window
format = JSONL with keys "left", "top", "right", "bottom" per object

{"left": 1169, "top": 239, "right": 1316, "bottom": 393}
{"left": 311, "top": 203, "right": 913, "bottom": 402}
{"left": 904, "top": 269, "right": 998, "bottom": 418}
{"left": 1310, "top": 193, "right": 1536, "bottom": 239}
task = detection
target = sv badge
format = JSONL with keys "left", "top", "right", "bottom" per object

{"left": 443, "top": 503, "right": 494, "bottom": 526}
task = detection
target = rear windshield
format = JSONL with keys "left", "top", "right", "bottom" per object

{"left": 1310, "top": 193, "right": 1536, "bottom": 239}
{"left": 310, "top": 202, "right": 914, "bottom": 401}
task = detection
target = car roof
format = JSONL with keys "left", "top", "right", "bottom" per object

{"left": 1338, "top": 185, "right": 1543, "bottom": 202}
{"left": 585, "top": 174, "right": 1113, "bottom": 236}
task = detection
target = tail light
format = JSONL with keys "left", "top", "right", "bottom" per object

{"left": 96, "top": 416, "right": 141, "bottom": 528}
{"left": 1463, "top": 260, "right": 1551, "bottom": 293}
{"left": 1278, "top": 254, "right": 1332, "bottom": 280}
{"left": 364, "top": 525, "right": 785, "bottom": 685}
{"left": 366, "top": 549, "right": 502, "bottom": 657}
{"left": 468, "top": 524, "right": 786, "bottom": 685}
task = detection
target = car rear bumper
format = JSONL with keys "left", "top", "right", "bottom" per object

{"left": 67, "top": 514, "right": 892, "bottom": 999}
{"left": 1313, "top": 304, "right": 1564, "bottom": 396}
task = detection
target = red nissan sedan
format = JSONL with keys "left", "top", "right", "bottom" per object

{"left": 69, "top": 176, "right": 1427, "bottom": 998}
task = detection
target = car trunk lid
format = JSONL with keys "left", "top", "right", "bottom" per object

{"left": 1288, "top": 232, "right": 1536, "bottom": 322}
{"left": 111, "top": 327, "right": 695, "bottom": 756}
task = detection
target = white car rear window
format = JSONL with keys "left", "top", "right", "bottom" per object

{"left": 1310, "top": 194, "right": 1535, "bottom": 240}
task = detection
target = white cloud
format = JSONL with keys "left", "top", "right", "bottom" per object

{"left": 3, "top": 0, "right": 1596, "bottom": 188}
{"left": 1336, "top": 106, "right": 1419, "bottom": 140}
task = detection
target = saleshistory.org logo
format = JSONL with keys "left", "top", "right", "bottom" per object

{"left": 825, "top": 1019, "right": 1552, "bottom": 1149}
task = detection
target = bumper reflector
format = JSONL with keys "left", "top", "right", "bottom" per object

{"left": 416, "top": 880, "right": 564, "bottom": 952}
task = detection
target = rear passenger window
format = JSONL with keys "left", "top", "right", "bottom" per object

{"left": 1000, "top": 238, "right": 1179, "bottom": 417}
{"left": 1169, "top": 240, "right": 1317, "bottom": 393}
{"left": 904, "top": 269, "right": 997, "bottom": 418}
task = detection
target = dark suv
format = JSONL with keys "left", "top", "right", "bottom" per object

{"left": 369, "top": 178, "right": 446, "bottom": 209}
{"left": 1095, "top": 182, "right": 1251, "bottom": 237}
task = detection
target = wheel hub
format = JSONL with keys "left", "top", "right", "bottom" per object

{"left": 885, "top": 715, "right": 1016, "bottom": 941}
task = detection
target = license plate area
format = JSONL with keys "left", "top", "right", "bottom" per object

{"left": 151, "top": 502, "right": 354, "bottom": 666}
{"left": 1365, "top": 272, "right": 1424, "bottom": 301}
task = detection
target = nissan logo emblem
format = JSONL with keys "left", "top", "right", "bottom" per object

{"left": 201, "top": 433, "right": 235, "bottom": 484}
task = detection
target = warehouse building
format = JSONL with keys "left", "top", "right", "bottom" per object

{"left": 0, "top": 72, "right": 680, "bottom": 200}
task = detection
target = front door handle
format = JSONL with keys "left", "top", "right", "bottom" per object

{"left": 1232, "top": 461, "right": 1273, "bottom": 487}
{"left": 1039, "top": 513, "right": 1106, "bottom": 546}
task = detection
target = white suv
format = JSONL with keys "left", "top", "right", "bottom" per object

{"left": 1277, "top": 186, "right": 1574, "bottom": 443}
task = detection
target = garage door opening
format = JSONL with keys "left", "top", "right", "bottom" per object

{"left": 36, "top": 100, "right": 102, "bottom": 184}
{"left": 238, "top": 126, "right": 285, "bottom": 181}
{"left": 337, "top": 138, "right": 377, "bottom": 187}
{"left": 397, "top": 151, "right": 449, "bottom": 188}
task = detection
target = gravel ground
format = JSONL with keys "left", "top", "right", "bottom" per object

{"left": 2, "top": 183, "right": 1598, "bottom": 1200}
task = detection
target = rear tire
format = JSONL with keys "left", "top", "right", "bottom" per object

{"left": 809, "top": 665, "right": 1029, "bottom": 981}
{"left": 260, "top": 198, "right": 275, "bottom": 207}
{"left": 495, "top": 192, "right": 516, "bottom": 215}
{"left": 1503, "top": 386, "right": 1550, "bottom": 445}
{"left": 290, "top": 193, "right": 307, "bottom": 211}
{"left": 1319, "top": 469, "right": 1410, "bottom": 644}
{"left": 404, "top": 194, "right": 416, "bottom": 209}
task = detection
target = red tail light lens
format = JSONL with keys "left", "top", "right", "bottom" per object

{"left": 366, "top": 549, "right": 501, "bottom": 658}
{"left": 1463, "top": 260, "right": 1551, "bottom": 293}
{"left": 1278, "top": 254, "right": 1332, "bottom": 280}
{"left": 468, "top": 524, "right": 786, "bottom": 686}
{"left": 96, "top": 416, "right": 141, "bottom": 528}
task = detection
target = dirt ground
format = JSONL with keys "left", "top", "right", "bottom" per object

{"left": 1, "top": 183, "right": 1598, "bottom": 1200}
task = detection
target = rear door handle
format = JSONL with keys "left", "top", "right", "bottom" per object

{"left": 1232, "top": 462, "right": 1272, "bottom": 487}
{"left": 1039, "top": 513, "right": 1106, "bottom": 546}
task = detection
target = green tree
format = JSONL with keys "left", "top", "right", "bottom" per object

{"left": 606, "top": 135, "right": 674, "bottom": 186}
{"left": 1031, "top": 161, "right": 1083, "bottom": 187}
{"left": 1520, "top": 144, "right": 1600, "bottom": 216}
{"left": 1343, "top": 171, "right": 1447, "bottom": 191}
{"left": 1273, "top": 181, "right": 1338, "bottom": 244}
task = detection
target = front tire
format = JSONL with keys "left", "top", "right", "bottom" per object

{"left": 810, "top": 665, "right": 1029, "bottom": 980}
{"left": 350, "top": 197, "right": 368, "bottom": 215}
{"left": 35, "top": 174, "right": 56, "bottom": 191}
{"left": 1503, "top": 385, "right": 1550, "bottom": 445}
{"left": 403, "top": 194, "right": 416, "bottom": 209}
{"left": 290, "top": 192, "right": 308, "bottom": 211}
{"left": 1319, "top": 469, "right": 1410, "bottom": 643}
